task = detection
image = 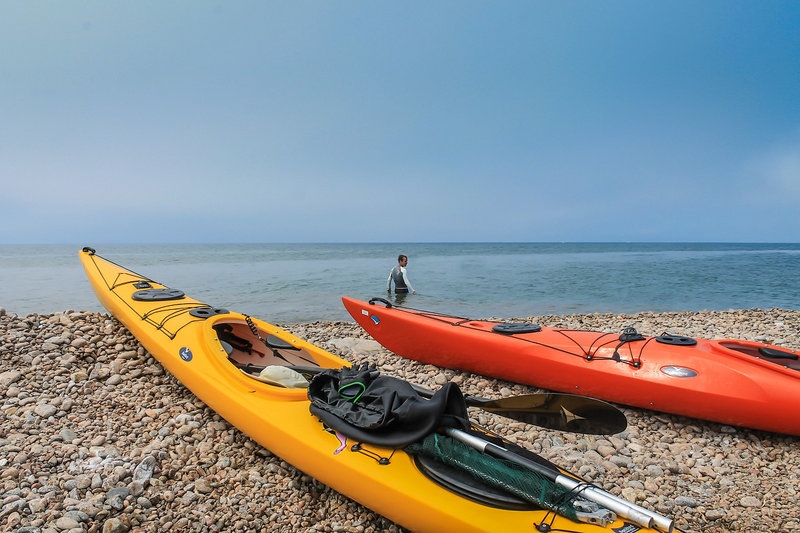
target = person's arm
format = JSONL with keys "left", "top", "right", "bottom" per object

{"left": 387, "top": 270, "right": 393, "bottom": 292}
{"left": 401, "top": 267, "right": 416, "bottom": 294}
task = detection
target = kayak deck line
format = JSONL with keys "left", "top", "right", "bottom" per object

{"left": 85, "top": 250, "right": 232, "bottom": 340}
{"left": 367, "top": 298, "right": 800, "bottom": 374}
{"left": 376, "top": 298, "right": 652, "bottom": 368}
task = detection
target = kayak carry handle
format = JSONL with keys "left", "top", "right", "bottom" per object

{"left": 368, "top": 297, "right": 393, "bottom": 308}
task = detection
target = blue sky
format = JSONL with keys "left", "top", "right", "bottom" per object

{"left": 2, "top": 2, "right": 799, "bottom": 244}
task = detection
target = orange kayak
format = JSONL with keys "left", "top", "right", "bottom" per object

{"left": 343, "top": 297, "right": 800, "bottom": 436}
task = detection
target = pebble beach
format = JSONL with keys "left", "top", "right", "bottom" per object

{"left": 1, "top": 306, "right": 799, "bottom": 533}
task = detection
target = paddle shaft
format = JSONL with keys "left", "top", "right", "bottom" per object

{"left": 282, "top": 365, "right": 624, "bottom": 433}
{"left": 288, "top": 364, "right": 589, "bottom": 407}
{"left": 443, "top": 427, "right": 675, "bottom": 533}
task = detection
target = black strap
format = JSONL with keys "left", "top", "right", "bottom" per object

{"left": 213, "top": 324, "right": 253, "bottom": 354}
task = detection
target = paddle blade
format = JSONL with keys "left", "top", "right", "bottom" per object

{"left": 470, "top": 393, "right": 627, "bottom": 435}
{"left": 287, "top": 365, "right": 626, "bottom": 434}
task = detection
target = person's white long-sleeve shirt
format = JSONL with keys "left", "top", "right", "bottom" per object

{"left": 387, "top": 265, "right": 415, "bottom": 293}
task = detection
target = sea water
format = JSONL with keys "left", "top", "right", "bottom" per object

{"left": 1, "top": 243, "right": 798, "bottom": 323}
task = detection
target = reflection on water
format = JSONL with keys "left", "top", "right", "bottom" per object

{"left": 392, "top": 292, "right": 410, "bottom": 307}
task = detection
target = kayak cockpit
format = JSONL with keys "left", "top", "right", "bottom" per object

{"left": 211, "top": 320, "right": 323, "bottom": 387}
{"left": 717, "top": 341, "right": 800, "bottom": 371}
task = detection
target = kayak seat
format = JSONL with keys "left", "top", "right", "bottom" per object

{"left": 266, "top": 334, "right": 300, "bottom": 351}
{"left": 758, "top": 347, "right": 798, "bottom": 360}
{"left": 220, "top": 340, "right": 234, "bottom": 356}
{"left": 721, "top": 341, "right": 800, "bottom": 372}
{"left": 216, "top": 321, "right": 319, "bottom": 368}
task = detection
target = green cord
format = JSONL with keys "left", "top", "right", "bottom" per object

{"left": 338, "top": 382, "right": 366, "bottom": 404}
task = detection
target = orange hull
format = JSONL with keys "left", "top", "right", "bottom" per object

{"left": 343, "top": 297, "right": 800, "bottom": 436}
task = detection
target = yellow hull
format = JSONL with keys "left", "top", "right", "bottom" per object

{"left": 80, "top": 248, "right": 666, "bottom": 533}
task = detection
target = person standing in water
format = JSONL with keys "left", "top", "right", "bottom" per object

{"left": 387, "top": 254, "right": 417, "bottom": 294}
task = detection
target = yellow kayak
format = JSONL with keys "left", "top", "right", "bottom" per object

{"left": 80, "top": 247, "right": 673, "bottom": 533}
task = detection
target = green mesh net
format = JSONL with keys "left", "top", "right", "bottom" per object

{"left": 406, "top": 433, "right": 580, "bottom": 521}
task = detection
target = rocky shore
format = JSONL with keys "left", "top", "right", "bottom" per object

{"left": 1, "top": 306, "right": 799, "bottom": 533}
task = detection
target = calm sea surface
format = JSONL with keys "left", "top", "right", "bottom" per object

{"left": 1, "top": 243, "right": 798, "bottom": 323}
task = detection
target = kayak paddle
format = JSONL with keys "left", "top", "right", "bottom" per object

{"left": 284, "top": 365, "right": 627, "bottom": 435}
{"left": 459, "top": 392, "right": 627, "bottom": 436}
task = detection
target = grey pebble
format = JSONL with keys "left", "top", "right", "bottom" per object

{"left": 740, "top": 495, "right": 762, "bottom": 507}
{"left": 33, "top": 403, "right": 58, "bottom": 418}
{"left": 54, "top": 516, "right": 80, "bottom": 530}
{"left": 101, "top": 517, "right": 128, "bottom": 533}
{"left": 1, "top": 308, "right": 799, "bottom": 533}
{"left": 62, "top": 511, "right": 89, "bottom": 524}
{"left": 132, "top": 455, "right": 156, "bottom": 485}
{"left": 706, "top": 509, "right": 726, "bottom": 520}
{"left": 58, "top": 428, "right": 77, "bottom": 442}
{"left": 674, "top": 496, "right": 698, "bottom": 507}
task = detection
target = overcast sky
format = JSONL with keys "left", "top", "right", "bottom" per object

{"left": 2, "top": 2, "right": 799, "bottom": 244}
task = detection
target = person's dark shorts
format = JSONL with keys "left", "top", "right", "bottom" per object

{"left": 395, "top": 288, "right": 409, "bottom": 294}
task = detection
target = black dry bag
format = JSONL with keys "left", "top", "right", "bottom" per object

{"left": 307, "top": 364, "right": 470, "bottom": 447}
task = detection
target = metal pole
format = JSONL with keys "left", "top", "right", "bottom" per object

{"left": 444, "top": 427, "right": 674, "bottom": 532}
